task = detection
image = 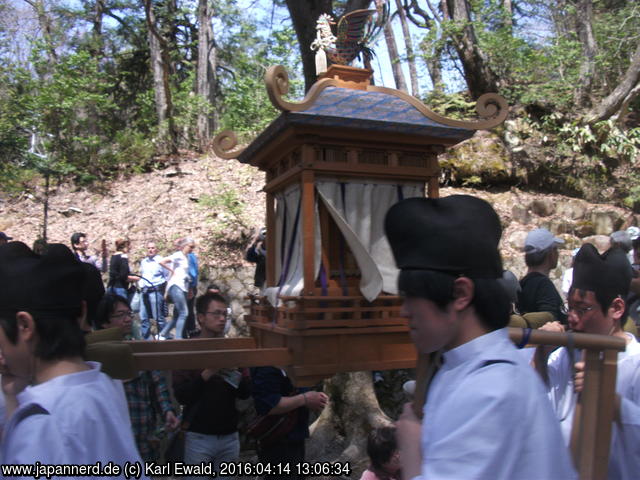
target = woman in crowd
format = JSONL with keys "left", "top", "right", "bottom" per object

{"left": 95, "top": 294, "right": 179, "bottom": 461}
{"left": 107, "top": 238, "right": 138, "bottom": 300}
{"left": 158, "top": 237, "right": 195, "bottom": 339}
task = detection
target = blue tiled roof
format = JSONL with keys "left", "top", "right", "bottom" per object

{"left": 238, "top": 86, "right": 474, "bottom": 164}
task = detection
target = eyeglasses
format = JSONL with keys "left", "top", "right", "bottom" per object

{"left": 205, "top": 310, "right": 227, "bottom": 317}
{"left": 111, "top": 311, "right": 134, "bottom": 320}
{"left": 567, "top": 305, "right": 595, "bottom": 317}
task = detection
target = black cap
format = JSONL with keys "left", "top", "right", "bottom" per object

{"left": 0, "top": 242, "right": 85, "bottom": 315}
{"left": 572, "top": 243, "right": 631, "bottom": 299}
{"left": 384, "top": 195, "right": 503, "bottom": 278}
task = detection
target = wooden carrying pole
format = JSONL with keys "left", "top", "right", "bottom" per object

{"left": 411, "top": 328, "right": 625, "bottom": 480}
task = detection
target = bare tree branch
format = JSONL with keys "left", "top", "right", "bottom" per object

{"left": 584, "top": 42, "right": 640, "bottom": 124}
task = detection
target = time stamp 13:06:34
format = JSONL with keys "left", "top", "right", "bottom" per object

{"left": 145, "top": 461, "right": 353, "bottom": 477}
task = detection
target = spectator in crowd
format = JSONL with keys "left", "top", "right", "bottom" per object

{"left": 185, "top": 240, "right": 199, "bottom": 337}
{"left": 70, "top": 232, "right": 102, "bottom": 270}
{"left": 95, "top": 293, "right": 179, "bottom": 461}
{"left": 31, "top": 238, "right": 47, "bottom": 255}
{"left": 534, "top": 243, "right": 640, "bottom": 479}
{"left": 609, "top": 230, "right": 633, "bottom": 261}
{"left": 158, "top": 237, "right": 194, "bottom": 339}
{"left": 360, "top": 426, "right": 401, "bottom": 480}
{"left": 626, "top": 226, "right": 640, "bottom": 265}
{"left": 517, "top": 227, "right": 567, "bottom": 324}
{"left": 138, "top": 241, "right": 168, "bottom": 340}
{"left": 173, "top": 292, "right": 250, "bottom": 478}
{"left": 561, "top": 247, "right": 581, "bottom": 299}
{"left": 251, "top": 366, "right": 328, "bottom": 479}
{"left": 107, "top": 238, "right": 138, "bottom": 300}
{"left": 385, "top": 196, "right": 575, "bottom": 480}
{"left": 0, "top": 242, "right": 146, "bottom": 469}
{"left": 0, "top": 232, "right": 12, "bottom": 246}
{"left": 246, "top": 227, "right": 267, "bottom": 290}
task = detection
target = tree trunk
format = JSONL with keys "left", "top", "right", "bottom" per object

{"left": 551, "top": 0, "right": 573, "bottom": 38}
{"left": 306, "top": 372, "right": 392, "bottom": 473}
{"left": 502, "top": 0, "right": 513, "bottom": 32}
{"left": 196, "top": 0, "right": 217, "bottom": 151}
{"left": 143, "top": 0, "right": 177, "bottom": 154}
{"left": 395, "top": 0, "right": 419, "bottom": 96}
{"left": 383, "top": 12, "right": 408, "bottom": 92}
{"left": 91, "top": 0, "right": 105, "bottom": 57}
{"left": 23, "top": 0, "right": 58, "bottom": 64}
{"left": 426, "top": 43, "right": 444, "bottom": 93}
{"left": 573, "top": 0, "right": 598, "bottom": 108}
{"left": 286, "top": 0, "right": 372, "bottom": 92}
{"left": 444, "top": 0, "right": 501, "bottom": 98}
{"left": 584, "top": 42, "right": 640, "bottom": 124}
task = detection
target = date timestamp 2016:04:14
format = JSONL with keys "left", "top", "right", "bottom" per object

{"left": 218, "top": 461, "right": 352, "bottom": 477}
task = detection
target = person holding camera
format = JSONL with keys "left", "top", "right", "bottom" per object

{"left": 246, "top": 227, "right": 267, "bottom": 290}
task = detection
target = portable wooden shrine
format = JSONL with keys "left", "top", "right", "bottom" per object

{"left": 209, "top": 64, "right": 508, "bottom": 386}
{"left": 121, "top": 64, "right": 622, "bottom": 479}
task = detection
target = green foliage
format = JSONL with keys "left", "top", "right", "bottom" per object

{"left": 423, "top": 91, "right": 476, "bottom": 120}
{"left": 539, "top": 113, "right": 640, "bottom": 163}
{"left": 216, "top": 9, "right": 302, "bottom": 137}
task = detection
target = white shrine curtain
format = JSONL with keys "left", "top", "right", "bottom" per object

{"left": 265, "top": 184, "right": 321, "bottom": 306}
{"left": 316, "top": 180, "right": 424, "bottom": 300}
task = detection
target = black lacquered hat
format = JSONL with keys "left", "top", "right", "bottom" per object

{"left": 0, "top": 241, "right": 85, "bottom": 314}
{"left": 384, "top": 195, "right": 503, "bottom": 278}
{"left": 572, "top": 243, "right": 631, "bottom": 298}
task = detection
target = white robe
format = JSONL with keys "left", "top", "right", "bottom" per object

{"left": 1, "top": 362, "right": 148, "bottom": 478}
{"left": 420, "top": 328, "right": 576, "bottom": 479}
{"left": 547, "top": 333, "right": 640, "bottom": 479}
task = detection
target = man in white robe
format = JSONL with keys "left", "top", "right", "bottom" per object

{"left": 0, "top": 242, "right": 147, "bottom": 476}
{"left": 385, "top": 195, "right": 576, "bottom": 480}
{"left": 535, "top": 243, "right": 640, "bottom": 479}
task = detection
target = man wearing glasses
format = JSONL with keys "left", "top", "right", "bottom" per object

{"left": 535, "top": 243, "right": 640, "bottom": 479}
{"left": 172, "top": 292, "right": 250, "bottom": 478}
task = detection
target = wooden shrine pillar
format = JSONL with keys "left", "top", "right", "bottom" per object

{"left": 301, "top": 145, "right": 316, "bottom": 296}
{"left": 266, "top": 192, "right": 276, "bottom": 287}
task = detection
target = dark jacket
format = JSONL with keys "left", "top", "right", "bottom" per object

{"left": 173, "top": 366, "right": 251, "bottom": 435}
{"left": 108, "top": 253, "right": 130, "bottom": 289}
{"left": 517, "top": 272, "right": 567, "bottom": 324}
{"left": 250, "top": 366, "right": 309, "bottom": 441}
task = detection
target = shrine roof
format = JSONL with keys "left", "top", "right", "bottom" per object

{"left": 237, "top": 86, "right": 475, "bottom": 163}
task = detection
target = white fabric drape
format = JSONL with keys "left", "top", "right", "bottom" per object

{"left": 316, "top": 181, "right": 423, "bottom": 300}
{"left": 265, "top": 184, "right": 321, "bottom": 306}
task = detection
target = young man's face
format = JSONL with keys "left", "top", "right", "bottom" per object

{"left": 0, "top": 318, "right": 32, "bottom": 380}
{"left": 74, "top": 236, "right": 89, "bottom": 253}
{"left": 401, "top": 297, "right": 459, "bottom": 353}
{"left": 197, "top": 300, "right": 227, "bottom": 336}
{"left": 567, "top": 289, "right": 620, "bottom": 335}
{"left": 105, "top": 302, "right": 133, "bottom": 335}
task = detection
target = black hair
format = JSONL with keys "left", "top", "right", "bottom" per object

{"left": 94, "top": 294, "right": 130, "bottom": 330}
{"left": 367, "top": 426, "right": 397, "bottom": 471}
{"left": 0, "top": 308, "right": 85, "bottom": 361}
{"left": 399, "top": 270, "right": 511, "bottom": 331}
{"left": 195, "top": 292, "right": 228, "bottom": 314}
{"left": 524, "top": 248, "right": 552, "bottom": 267}
{"left": 70, "top": 232, "right": 86, "bottom": 248}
